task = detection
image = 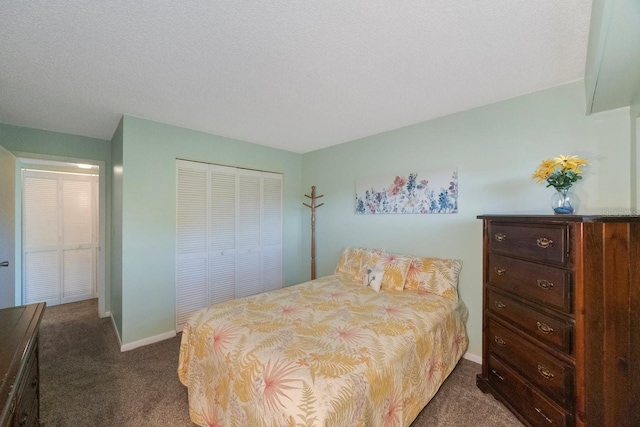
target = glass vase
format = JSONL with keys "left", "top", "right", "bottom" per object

{"left": 551, "top": 188, "right": 574, "bottom": 215}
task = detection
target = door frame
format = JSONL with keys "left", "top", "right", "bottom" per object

{"left": 635, "top": 115, "right": 640, "bottom": 211}
{"left": 14, "top": 153, "right": 107, "bottom": 318}
{"left": 0, "top": 144, "right": 15, "bottom": 308}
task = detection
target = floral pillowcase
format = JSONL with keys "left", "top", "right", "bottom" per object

{"left": 374, "top": 253, "right": 412, "bottom": 292}
{"left": 404, "top": 257, "right": 463, "bottom": 301}
{"left": 336, "top": 248, "right": 462, "bottom": 299}
{"left": 354, "top": 248, "right": 385, "bottom": 282}
{"left": 334, "top": 247, "right": 365, "bottom": 279}
{"left": 354, "top": 251, "right": 411, "bottom": 292}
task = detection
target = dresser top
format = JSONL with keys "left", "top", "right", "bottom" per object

{"left": 477, "top": 212, "right": 640, "bottom": 223}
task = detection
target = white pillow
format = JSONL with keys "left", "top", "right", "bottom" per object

{"left": 363, "top": 268, "right": 385, "bottom": 292}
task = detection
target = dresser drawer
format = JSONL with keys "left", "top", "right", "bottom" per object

{"left": 13, "top": 396, "right": 38, "bottom": 427}
{"left": 489, "top": 290, "right": 573, "bottom": 353}
{"left": 488, "top": 319, "right": 574, "bottom": 405}
{"left": 488, "top": 254, "right": 572, "bottom": 313}
{"left": 489, "top": 223, "right": 569, "bottom": 266}
{"left": 488, "top": 355, "right": 572, "bottom": 427}
{"left": 14, "top": 346, "right": 39, "bottom": 427}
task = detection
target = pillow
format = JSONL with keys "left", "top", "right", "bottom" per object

{"left": 354, "top": 248, "right": 384, "bottom": 282}
{"left": 374, "top": 253, "right": 412, "bottom": 292}
{"left": 362, "top": 267, "right": 384, "bottom": 292}
{"left": 334, "top": 247, "right": 365, "bottom": 279}
{"left": 405, "top": 257, "right": 462, "bottom": 301}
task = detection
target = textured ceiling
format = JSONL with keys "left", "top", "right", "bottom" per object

{"left": 0, "top": 1, "right": 592, "bottom": 154}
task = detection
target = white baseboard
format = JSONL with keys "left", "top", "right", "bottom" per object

{"left": 120, "top": 330, "right": 176, "bottom": 352}
{"left": 463, "top": 351, "right": 482, "bottom": 364}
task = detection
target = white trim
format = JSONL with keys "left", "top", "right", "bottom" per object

{"left": 120, "top": 330, "right": 176, "bottom": 352}
{"left": 96, "top": 161, "right": 106, "bottom": 318}
{"left": 463, "top": 351, "right": 482, "bottom": 365}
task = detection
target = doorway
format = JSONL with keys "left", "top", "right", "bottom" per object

{"left": 16, "top": 157, "right": 106, "bottom": 316}
{"left": 22, "top": 169, "right": 99, "bottom": 306}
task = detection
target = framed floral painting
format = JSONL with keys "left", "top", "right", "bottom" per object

{"left": 355, "top": 168, "right": 458, "bottom": 214}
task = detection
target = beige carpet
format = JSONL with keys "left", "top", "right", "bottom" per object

{"left": 39, "top": 299, "right": 524, "bottom": 426}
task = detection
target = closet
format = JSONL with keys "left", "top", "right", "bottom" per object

{"left": 175, "top": 160, "right": 283, "bottom": 330}
{"left": 22, "top": 170, "right": 98, "bottom": 306}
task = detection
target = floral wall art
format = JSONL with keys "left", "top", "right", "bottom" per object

{"left": 355, "top": 168, "right": 458, "bottom": 214}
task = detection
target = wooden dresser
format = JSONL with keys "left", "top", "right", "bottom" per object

{"left": 0, "top": 303, "right": 46, "bottom": 427}
{"left": 476, "top": 215, "right": 639, "bottom": 427}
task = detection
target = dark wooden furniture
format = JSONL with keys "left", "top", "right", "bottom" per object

{"left": 0, "top": 303, "right": 45, "bottom": 427}
{"left": 476, "top": 215, "right": 639, "bottom": 427}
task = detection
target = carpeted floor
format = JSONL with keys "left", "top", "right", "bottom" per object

{"left": 39, "top": 299, "right": 524, "bottom": 426}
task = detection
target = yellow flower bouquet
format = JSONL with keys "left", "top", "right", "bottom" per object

{"left": 531, "top": 154, "right": 588, "bottom": 191}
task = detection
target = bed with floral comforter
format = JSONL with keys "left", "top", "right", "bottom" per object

{"left": 178, "top": 271, "right": 468, "bottom": 427}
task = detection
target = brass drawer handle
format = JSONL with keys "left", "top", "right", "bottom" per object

{"left": 494, "top": 301, "right": 506, "bottom": 310}
{"left": 494, "top": 233, "right": 506, "bottom": 242}
{"left": 535, "top": 407, "right": 553, "bottom": 424}
{"left": 536, "top": 321, "right": 554, "bottom": 334}
{"left": 491, "top": 369, "right": 505, "bottom": 381}
{"left": 494, "top": 267, "right": 506, "bottom": 276}
{"left": 537, "top": 279, "right": 554, "bottom": 290}
{"left": 536, "top": 237, "right": 553, "bottom": 248}
{"left": 494, "top": 336, "right": 506, "bottom": 347}
{"left": 537, "top": 364, "right": 555, "bottom": 380}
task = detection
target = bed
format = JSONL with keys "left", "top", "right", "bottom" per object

{"left": 178, "top": 248, "right": 469, "bottom": 427}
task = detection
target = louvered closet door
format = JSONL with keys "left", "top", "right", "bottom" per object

{"left": 261, "top": 173, "right": 283, "bottom": 292}
{"left": 209, "top": 165, "right": 237, "bottom": 305}
{"left": 60, "top": 175, "right": 96, "bottom": 303}
{"left": 237, "top": 170, "right": 262, "bottom": 298}
{"left": 176, "top": 161, "right": 209, "bottom": 329}
{"left": 23, "top": 173, "right": 61, "bottom": 305}
{"left": 175, "top": 160, "right": 283, "bottom": 330}
{"left": 23, "top": 171, "right": 97, "bottom": 306}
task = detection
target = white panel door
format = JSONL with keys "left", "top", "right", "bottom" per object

{"left": 261, "top": 173, "right": 283, "bottom": 292}
{"left": 23, "top": 172, "right": 61, "bottom": 306}
{"left": 61, "top": 175, "right": 96, "bottom": 303}
{"left": 209, "top": 165, "right": 237, "bottom": 305}
{"left": 175, "top": 161, "right": 283, "bottom": 329}
{"left": 176, "top": 160, "right": 209, "bottom": 329}
{"left": 237, "top": 170, "right": 262, "bottom": 298}
{"left": 23, "top": 171, "right": 97, "bottom": 306}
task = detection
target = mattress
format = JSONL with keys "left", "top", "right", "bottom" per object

{"left": 178, "top": 274, "right": 469, "bottom": 426}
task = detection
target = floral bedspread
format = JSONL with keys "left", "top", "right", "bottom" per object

{"left": 178, "top": 275, "right": 469, "bottom": 427}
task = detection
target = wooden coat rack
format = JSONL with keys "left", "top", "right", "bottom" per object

{"left": 303, "top": 186, "right": 324, "bottom": 280}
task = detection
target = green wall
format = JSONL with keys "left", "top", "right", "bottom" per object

{"left": 2, "top": 80, "right": 636, "bottom": 359}
{"left": 0, "top": 123, "right": 111, "bottom": 160}
{"left": 301, "top": 81, "right": 632, "bottom": 359}
{"left": 110, "top": 119, "right": 124, "bottom": 337}
{"left": 0, "top": 123, "right": 112, "bottom": 310}
{"left": 116, "top": 116, "right": 303, "bottom": 345}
